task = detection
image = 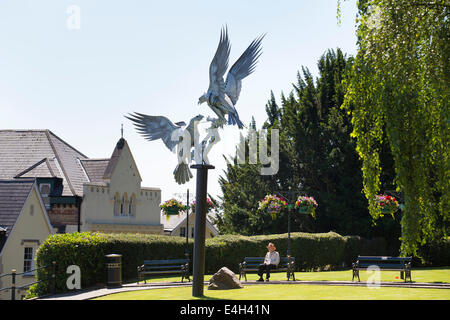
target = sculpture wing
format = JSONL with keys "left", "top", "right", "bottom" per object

{"left": 225, "top": 34, "right": 264, "bottom": 105}
{"left": 125, "top": 112, "right": 181, "bottom": 152}
{"left": 208, "top": 27, "right": 231, "bottom": 97}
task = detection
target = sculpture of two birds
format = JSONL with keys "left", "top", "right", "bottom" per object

{"left": 127, "top": 27, "right": 264, "bottom": 184}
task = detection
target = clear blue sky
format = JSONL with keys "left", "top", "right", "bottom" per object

{"left": 0, "top": 0, "right": 358, "bottom": 202}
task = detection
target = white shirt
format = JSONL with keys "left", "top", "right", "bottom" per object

{"left": 264, "top": 251, "right": 280, "bottom": 266}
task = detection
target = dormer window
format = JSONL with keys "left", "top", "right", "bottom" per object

{"left": 39, "top": 183, "right": 51, "bottom": 209}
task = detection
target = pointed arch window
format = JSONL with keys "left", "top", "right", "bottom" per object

{"left": 129, "top": 193, "right": 136, "bottom": 217}
{"left": 113, "top": 193, "right": 120, "bottom": 216}
{"left": 120, "top": 195, "right": 125, "bottom": 216}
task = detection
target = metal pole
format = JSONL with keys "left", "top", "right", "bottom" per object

{"left": 190, "top": 163, "right": 214, "bottom": 297}
{"left": 11, "top": 269, "right": 16, "bottom": 301}
{"left": 287, "top": 208, "right": 291, "bottom": 258}
{"left": 186, "top": 189, "right": 189, "bottom": 260}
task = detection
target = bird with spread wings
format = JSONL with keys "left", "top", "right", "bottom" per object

{"left": 125, "top": 113, "right": 204, "bottom": 185}
{"left": 198, "top": 27, "right": 264, "bottom": 129}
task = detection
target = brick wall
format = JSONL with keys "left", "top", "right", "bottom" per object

{"left": 47, "top": 204, "right": 79, "bottom": 227}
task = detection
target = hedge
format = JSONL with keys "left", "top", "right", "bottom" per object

{"left": 27, "top": 231, "right": 392, "bottom": 297}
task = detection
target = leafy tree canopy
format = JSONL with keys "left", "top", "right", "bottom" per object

{"left": 342, "top": 0, "right": 450, "bottom": 255}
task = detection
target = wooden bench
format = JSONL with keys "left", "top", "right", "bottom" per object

{"left": 352, "top": 256, "right": 412, "bottom": 282}
{"left": 239, "top": 257, "right": 295, "bottom": 281}
{"left": 137, "top": 259, "right": 190, "bottom": 284}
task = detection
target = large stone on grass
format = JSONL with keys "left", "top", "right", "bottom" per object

{"left": 208, "top": 267, "right": 243, "bottom": 290}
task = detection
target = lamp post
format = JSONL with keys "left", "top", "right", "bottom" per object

{"left": 186, "top": 189, "right": 189, "bottom": 260}
{"left": 275, "top": 188, "right": 303, "bottom": 259}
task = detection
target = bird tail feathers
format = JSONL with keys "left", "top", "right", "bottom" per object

{"left": 173, "top": 162, "right": 193, "bottom": 185}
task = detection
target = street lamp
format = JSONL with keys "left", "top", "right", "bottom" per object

{"left": 275, "top": 188, "right": 312, "bottom": 259}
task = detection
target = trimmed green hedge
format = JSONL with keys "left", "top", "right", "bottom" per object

{"left": 27, "top": 231, "right": 390, "bottom": 297}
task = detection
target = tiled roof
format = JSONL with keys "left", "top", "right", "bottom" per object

{"left": 0, "top": 179, "right": 35, "bottom": 239}
{"left": 0, "top": 130, "right": 149, "bottom": 198}
{"left": 0, "top": 130, "right": 88, "bottom": 196}
{"left": 15, "top": 158, "right": 56, "bottom": 178}
{"left": 79, "top": 159, "right": 110, "bottom": 183}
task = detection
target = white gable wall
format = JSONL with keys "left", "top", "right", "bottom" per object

{"left": 0, "top": 186, "right": 53, "bottom": 300}
{"left": 80, "top": 141, "right": 163, "bottom": 234}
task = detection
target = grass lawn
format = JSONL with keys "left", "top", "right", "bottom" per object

{"left": 133, "top": 267, "right": 450, "bottom": 284}
{"left": 94, "top": 284, "right": 450, "bottom": 300}
{"left": 94, "top": 268, "right": 450, "bottom": 300}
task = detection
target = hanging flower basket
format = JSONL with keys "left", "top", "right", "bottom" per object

{"left": 374, "top": 195, "right": 399, "bottom": 218}
{"left": 166, "top": 207, "right": 180, "bottom": 215}
{"left": 160, "top": 198, "right": 187, "bottom": 220}
{"left": 295, "top": 196, "right": 317, "bottom": 218}
{"left": 190, "top": 197, "right": 214, "bottom": 213}
{"left": 258, "top": 195, "right": 287, "bottom": 220}
{"left": 297, "top": 206, "right": 312, "bottom": 214}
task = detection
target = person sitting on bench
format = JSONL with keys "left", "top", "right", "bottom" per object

{"left": 258, "top": 242, "right": 280, "bottom": 282}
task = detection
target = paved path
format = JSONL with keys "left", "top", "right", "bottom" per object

{"left": 36, "top": 280, "right": 450, "bottom": 300}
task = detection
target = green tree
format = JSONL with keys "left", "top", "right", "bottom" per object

{"left": 217, "top": 48, "right": 399, "bottom": 241}
{"left": 342, "top": 0, "right": 450, "bottom": 255}
{"left": 280, "top": 49, "right": 396, "bottom": 238}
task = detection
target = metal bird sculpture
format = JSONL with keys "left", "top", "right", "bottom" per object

{"left": 198, "top": 27, "right": 264, "bottom": 129}
{"left": 126, "top": 113, "right": 204, "bottom": 184}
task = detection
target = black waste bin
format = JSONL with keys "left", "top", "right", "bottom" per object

{"left": 105, "top": 254, "right": 122, "bottom": 288}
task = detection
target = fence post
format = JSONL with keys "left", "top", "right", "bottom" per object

{"left": 11, "top": 269, "right": 16, "bottom": 301}
{"left": 52, "top": 261, "right": 56, "bottom": 295}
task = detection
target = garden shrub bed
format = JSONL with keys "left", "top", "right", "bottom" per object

{"left": 28, "top": 231, "right": 394, "bottom": 297}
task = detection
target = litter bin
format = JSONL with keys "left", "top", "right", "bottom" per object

{"left": 105, "top": 254, "right": 122, "bottom": 288}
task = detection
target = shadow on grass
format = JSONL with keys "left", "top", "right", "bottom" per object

{"left": 194, "top": 295, "right": 223, "bottom": 300}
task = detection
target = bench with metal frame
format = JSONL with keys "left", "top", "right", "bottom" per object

{"left": 137, "top": 259, "right": 190, "bottom": 284}
{"left": 352, "top": 255, "right": 412, "bottom": 282}
{"left": 239, "top": 256, "right": 295, "bottom": 281}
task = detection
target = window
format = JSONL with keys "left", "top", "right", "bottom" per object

{"left": 113, "top": 194, "right": 119, "bottom": 216}
{"left": 23, "top": 247, "right": 33, "bottom": 275}
{"left": 180, "top": 227, "right": 186, "bottom": 237}
{"left": 39, "top": 183, "right": 51, "bottom": 209}
{"left": 120, "top": 196, "right": 125, "bottom": 215}
{"left": 129, "top": 194, "right": 136, "bottom": 217}
{"left": 128, "top": 197, "right": 133, "bottom": 216}
{"left": 121, "top": 195, "right": 128, "bottom": 216}
{"left": 39, "top": 183, "right": 51, "bottom": 195}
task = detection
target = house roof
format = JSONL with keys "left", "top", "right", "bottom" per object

{"left": 79, "top": 159, "right": 110, "bottom": 183}
{"left": 0, "top": 130, "right": 88, "bottom": 196}
{"left": 162, "top": 211, "right": 219, "bottom": 235}
{"left": 0, "top": 179, "right": 35, "bottom": 239}
{"left": 0, "top": 130, "right": 148, "bottom": 196}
